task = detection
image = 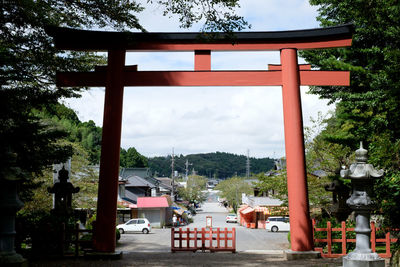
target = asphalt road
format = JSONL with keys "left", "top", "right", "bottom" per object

{"left": 117, "top": 191, "right": 289, "bottom": 253}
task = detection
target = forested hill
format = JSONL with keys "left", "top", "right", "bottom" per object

{"left": 148, "top": 152, "right": 275, "bottom": 179}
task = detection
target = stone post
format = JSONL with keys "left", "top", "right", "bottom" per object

{"left": 341, "top": 142, "right": 385, "bottom": 267}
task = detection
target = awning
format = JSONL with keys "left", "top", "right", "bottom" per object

{"left": 118, "top": 199, "right": 137, "bottom": 209}
{"left": 238, "top": 205, "right": 249, "bottom": 212}
{"left": 241, "top": 207, "right": 255, "bottom": 215}
{"left": 254, "top": 206, "right": 270, "bottom": 215}
{"left": 173, "top": 209, "right": 184, "bottom": 216}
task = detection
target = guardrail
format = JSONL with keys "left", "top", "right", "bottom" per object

{"left": 171, "top": 227, "right": 236, "bottom": 253}
{"left": 312, "top": 219, "right": 398, "bottom": 258}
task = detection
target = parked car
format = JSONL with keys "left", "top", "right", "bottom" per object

{"left": 265, "top": 216, "right": 290, "bottom": 232}
{"left": 226, "top": 214, "right": 238, "bottom": 223}
{"left": 117, "top": 218, "right": 151, "bottom": 234}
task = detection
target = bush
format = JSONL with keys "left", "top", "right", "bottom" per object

{"left": 116, "top": 228, "right": 121, "bottom": 241}
{"left": 86, "top": 214, "right": 96, "bottom": 230}
{"left": 86, "top": 214, "right": 120, "bottom": 242}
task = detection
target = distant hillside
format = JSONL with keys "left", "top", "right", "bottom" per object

{"left": 148, "top": 152, "right": 275, "bottom": 179}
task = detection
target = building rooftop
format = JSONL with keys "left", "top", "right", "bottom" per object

{"left": 137, "top": 196, "right": 170, "bottom": 208}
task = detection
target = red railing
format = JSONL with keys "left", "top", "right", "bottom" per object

{"left": 312, "top": 219, "right": 398, "bottom": 258}
{"left": 171, "top": 227, "right": 236, "bottom": 253}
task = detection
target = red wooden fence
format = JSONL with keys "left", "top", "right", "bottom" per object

{"left": 312, "top": 219, "right": 398, "bottom": 258}
{"left": 171, "top": 227, "right": 236, "bottom": 253}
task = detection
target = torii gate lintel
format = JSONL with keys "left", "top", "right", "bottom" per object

{"left": 48, "top": 25, "right": 353, "bottom": 254}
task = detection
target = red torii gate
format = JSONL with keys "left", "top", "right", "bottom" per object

{"left": 47, "top": 25, "right": 353, "bottom": 254}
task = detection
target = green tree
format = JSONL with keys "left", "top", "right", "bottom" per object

{"left": 1, "top": 0, "right": 248, "bottom": 183}
{"left": 38, "top": 104, "right": 103, "bottom": 164}
{"left": 255, "top": 171, "right": 288, "bottom": 204}
{"left": 18, "top": 141, "right": 99, "bottom": 214}
{"left": 178, "top": 175, "right": 207, "bottom": 204}
{"left": 304, "top": 112, "right": 353, "bottom": 175}
{"left": 69, "top": 144, "right": 99, "bottom": 209}
{"left": 256, "top": 168, "right": 331, "bottom": 216}
{"left": 215, "top": 177, "right": 252, "bottom": 213}
{"left": 120, "top": 147, "right": 148, "bottom": 168}
{"left": 301, "top": 0, "right": 400, "bottom": 233}
{"left": 301, "top": 0, "right": 400, "bottom": 147}
{"left": 151, "top": 0, "right": 248, "bottom": 32}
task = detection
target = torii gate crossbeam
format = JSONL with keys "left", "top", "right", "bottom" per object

{"left": 47, "top": 25, "right": 353, "bottom": 256}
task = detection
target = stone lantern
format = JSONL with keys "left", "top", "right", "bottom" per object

{"left": 47, "top": 166, "right": 80, "bottom": 215}
{"left": 340, "top": 142, "right": 385, "bottom": 267}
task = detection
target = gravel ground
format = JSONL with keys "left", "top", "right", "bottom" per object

{"left": 30, "top": 251, "right": 346, "bottom": 267}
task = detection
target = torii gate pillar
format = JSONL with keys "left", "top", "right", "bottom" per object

{"left": 281, "top": 48, "right": 314, "bottom": 252}
{"left": 93, "top": 49, "right": 126, "bottom": 253}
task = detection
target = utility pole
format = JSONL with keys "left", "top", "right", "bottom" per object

{"left": 171, "top": 148, "right": 175, "bottom": 201}
{"left": 185, "top": 159, "right": 192, "bottom": 181}
{"left": 246, "top": 149, "right": 251, "bottom": 178}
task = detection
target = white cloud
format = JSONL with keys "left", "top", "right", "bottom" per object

{"left": 64, "top": 1, "right": 332, "bottom": 159}
{"left": 238, "top": 0, "right": 320, "bottom": 31}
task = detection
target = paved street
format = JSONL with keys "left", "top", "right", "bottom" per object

{"left": 33, "top": 191, "right": 390, "bottom": 266}
{"left": 117, "top": 191, "right": 289, "bottom": 253}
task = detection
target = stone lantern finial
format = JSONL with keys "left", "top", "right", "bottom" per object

{"left": 355, "top": 141, "right": 368, "bottom": 163}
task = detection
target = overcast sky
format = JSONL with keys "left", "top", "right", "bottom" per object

{"left": 64, "top": 0, "right": 332, "bottom": 159}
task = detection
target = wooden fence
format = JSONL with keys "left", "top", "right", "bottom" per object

{"left": 312, "top": 219, "right": 398, "bottom": 258}
{"left": 59, "top": 223, "right": 93, "bottom": 257}
{"left": 171, "top": 227, "right": 236, "bottom": 253}
{"left": 72, "top": 223, "right": 93, "bottom": 257}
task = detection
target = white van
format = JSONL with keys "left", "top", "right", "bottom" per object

{"left": 117, "top": 218, "right": 151, "bottom": 234}
{"left": 265, "top": 216, "right": 290, "bottom": 232}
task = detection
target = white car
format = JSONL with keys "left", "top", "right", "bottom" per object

{"left": 226, "top": 214, "right": 238, "bottom": 223}
{"left": 117, "top": 218, "right": 151, "bottom": 234}
{"left": 265, "top": 216, "right": 290, "bottom": 232}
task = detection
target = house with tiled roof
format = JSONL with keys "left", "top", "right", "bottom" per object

{"left": 117, "top": 168, "right": 175, "bottom": 227}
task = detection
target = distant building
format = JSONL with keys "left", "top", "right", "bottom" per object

{"left": 206, "top": 179, "right": 219, "bottom": 189}
{"left": 117, "top": 168, "right": 178, "bottom": 227}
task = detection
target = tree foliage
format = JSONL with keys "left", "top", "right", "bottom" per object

{"left": 153, "top": 0, "right": 249, "bottom": 32}
{"left": 37, "top": 104, "right": 103, "bottom": 164}
{"left": 149, "top": 152, "right": 274, "bottom": 178}
{"left": 301, "top": 0, "right": 400, "bottom": 229}
{"left": 178, "top": 175, "right": 207, "bottom": 204}
{"left": 1, "top": 0, "right": 248, "bottom": 182}
{"left": 1, "top": 1, "right": 136, "bottom": 181}
{"left": 18, "top": 141, "right": 99, "bottom": 215}
{"left": 215, "top": 176, "right": 252, "bottom": 213}
{"left": 256, "top": 169, "right": 331, "bottom": 215}
{"left": 301, "top": 0, "right": 400, "bottom": 146}
{"left": 120, "top": 147, "right": 148, "bottom": 168}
